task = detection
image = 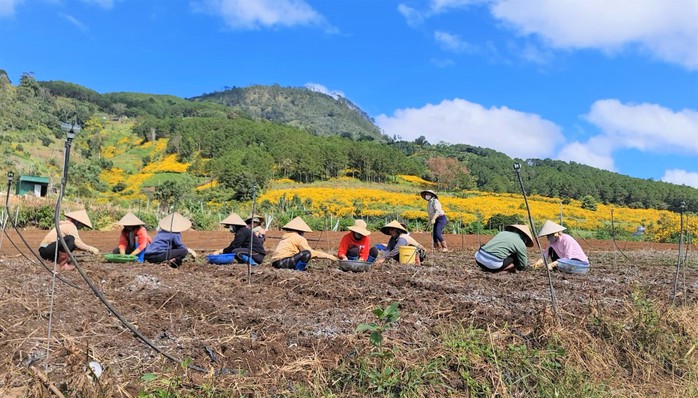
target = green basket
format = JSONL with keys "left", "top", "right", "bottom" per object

{"left": 104, "top": 254, "right": 138, "bottom": 263}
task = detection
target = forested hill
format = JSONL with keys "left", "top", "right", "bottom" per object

{"left": 190, "top": 85, "right": 386, "bottom": 142}
{"left": 0, "top": 70, "right": 696, "bottom": 212}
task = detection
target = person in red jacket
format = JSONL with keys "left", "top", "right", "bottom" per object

{"left": 112, "top": 212, "right": 152, "bottom": 257}
{"left": 337, "top": 219, "right": 378, "bottom": 263}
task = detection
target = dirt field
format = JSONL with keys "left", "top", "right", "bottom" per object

{"left": 0, "top": 229, "right": 696, "bottom": 397}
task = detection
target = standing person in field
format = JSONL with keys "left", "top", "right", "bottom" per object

{"left": 38, "top": 209, "right": 100, "bottom": 271}
{"left": 374, "top": 220, "right": 427, "bottom": 265}
{"left": 533, "top": 220, "right": 589, "bottom": 271}
{"left": 474, "top": 224, "right": 533, "bottom": 273}
{"left": 112, "top": 212, "right": 152, "bottom": 257}
{"left": 337, "top": 219, "right": 378, "bottom": 263}
{"left": 270, "top": 216, "right": 337, "bottom": 271}
{"left": 212, "top": 212, "right": 266, "bottom": 265}
{"left": 420, "top": 189, "right": 450, "bottom": 252}
{"left": 246, "top": 214, "right": 267, "bottom": 243}
{"left": 144, "top": 212, "right": 197, "bottom": 268}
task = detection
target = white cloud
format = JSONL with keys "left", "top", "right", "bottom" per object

{"left": 375, "top": 98, "right": 564, "bottom": 159}
{"left": 430, "top": 0, "right": 488, "bottom": 14}
{"left": 491, "top": 0, "right": 698, "bottom": 69}
{"left": 585, "top": 99, "right": 698, "bottom": 155}
{"left": 434, "top": 31, "right": 476, "bottom": 53}
{"left": 60, "top": 13, "right": 89, "bottom": 32}
{"left": 556, "top": 139, "right": 615, "bottom": 171}
{"left": 430, "top": 57, "right": 455, "bottom": 68}
{"left": 304, "top": 83, "right": 344, "bottom": 100}
{"left": 192, "top": 0, "right": 331, "bottom": 31}
{"left": 397, "top": 3, "right": 423, "bottom": 27}
{"left": 0, "top": 0, "right": 23, "bottom": 17}
{"left": 661, "top": 169, "right": 698, "bottom": 189}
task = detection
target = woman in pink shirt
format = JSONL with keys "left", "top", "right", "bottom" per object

{"left": 535, "top": 220, "right": 589, "bottom": 271}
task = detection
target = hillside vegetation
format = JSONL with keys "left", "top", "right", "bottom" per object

{"left": 1, "top": 69, "right": 697, "bottom": 241}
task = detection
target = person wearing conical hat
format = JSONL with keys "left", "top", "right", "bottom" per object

{"left": 474, "top": 224, "right": 534, "bottom": 273}
{"left": 38, "top": 209, "right": 99, "bottom": 271}
{"left": 211, "top": 213, "right": 266, "bottom": 265}
{"left": 112, "top": 212, "right": 152, "bottom": 257}
{"left": 420, "top": 190, "right": 450, "bottom": 252}
{"left": 246, "top": 213, "right": 267, "bottom": 243}
{"left": 532, "top": 220, "right": 588, "bottom": 271}
{"left": 337, "top": 219, "right": 378, "bottom": 262}
{"left": 374, "top": 220, "right": 427, "bottom": 265}
{"left": 143, "top": 212, "right": 196, "bottom": 268}
{"left": 270, "top": 216, "right": 337, "bottom": 271}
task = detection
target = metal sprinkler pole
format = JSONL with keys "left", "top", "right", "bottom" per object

{"left": 0, "top": 172, "right": 14, "bottom": 252}
{"left": 247, "top": 185, "right": 257, "bottom": 286}
{"left": 672, "top": 201, "right": 686, "bottom": 305}
{"left": 611, "top": 208, "right": 617, "bottom": 267}
{"left": 513, "top": 163, "right": 560, "bottom": 322}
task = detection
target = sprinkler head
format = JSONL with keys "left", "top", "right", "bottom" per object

{"left": 513, "top": 163, "right": 521, "bottom": 171}
{"left": 7, "top": 171, "right": 13, "bottom": 182}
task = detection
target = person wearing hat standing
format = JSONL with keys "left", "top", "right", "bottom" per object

{"left": 337, "top": 219, "right": 378, "bottom": 262}
{"left": 38, "top": 209, "right": 100, "bottom": 270}
{"left": 144, "top": 212, "right": 196, "bottom": 267}
{"left": 112, "top": 212, "right": 152, "bottom": 257}
{"left": 374, "top": 220, "right": 427, "bottom": 265}
{"left": 212, "top": 213, "right": 266, "bottom": 265}
{"left": 474, "top": 224, "right": 533, "bottom": 273}
{"left": 533, "top": 220, "right": 588, "bottom": 271}
{"left": 246, "top": 214, "right": 267, "bottom": 243}
{"left": 420, "top": 190, "right": 450, "bottom": 252}
{"left": 270, "top": 216, "right": 337, "bottom": 271}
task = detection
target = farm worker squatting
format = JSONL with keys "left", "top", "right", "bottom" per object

{"left": 144, "top": 212, "right": 197, "bottom": 268}
{"left": 420, "top": 190, "right": 450, "bottom": 252}
{"left": 337, "top": 219, "right": 378, "bottom": 263}
{"left": 212, "top": 212, "right": 266, "bottom": 265}
{"left": 270, "top": 216, "right": 337, "bottom": 270}
{"left": 374, "top": 220, "right": 427, "bottom": 265}
{"left": 38, "top": 209, "right": 100, "bottom": 271}
{"left": 112, "top": 212, "right": 152, "bottom": 257}
{"left": 474, "top": 224, "right": 533, "bottom": 273}
{"left": 533, "top": 220, "right": 589, "bottom": 271}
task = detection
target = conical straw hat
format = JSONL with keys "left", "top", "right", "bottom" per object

{"left": 537, "top": 220, "right": 566, "bottom": 237}
{"left": 158, "top": 212, "right": 192, "bottom": 233}
{"left": 245, "top": 213, "right": 265, "bottom": 225}
{"left": 505, "top": 224, "right": 534, "bottom": 247}
{"left": 348, "top": 219, "right": 371, "bottom": 236}
{"left": 118, "top": 212, "right": 145, "bottom": 226}
{"left": 220, "top": 213, "right": 246, "bottom": 226}
{"left": 420, "top": 189, "right": 438, "bottom": 200}
{"left": 380, "top": 220, "right": 408, "bottom": 235}
{"left": 65, "top": 209, "right": 93, "bottom": 229}
{"left": 282, "top": 216, "right": 312, "bottom": 233}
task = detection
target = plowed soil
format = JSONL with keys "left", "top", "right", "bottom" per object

{"left": 0, "top": 229, "right": 695, "bottom": 396}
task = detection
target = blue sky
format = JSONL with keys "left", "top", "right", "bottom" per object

{"left": 1, "top": 0, "right": 697, "bottom": 187}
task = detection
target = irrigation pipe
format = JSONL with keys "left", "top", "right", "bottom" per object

{"left": 609, "top": 208, "right": 631, "bottom": 262}
{"left": 247, "top": 185, "right": 257, "bottom": 285}
{"left": 672, "top": 202, "right": 686, "bottom": 305}
{"left": 513, "top": 163, "right": 560, "bottom": 322}
{"left": 47, "top": 125, "right": 207, "bottom": 374}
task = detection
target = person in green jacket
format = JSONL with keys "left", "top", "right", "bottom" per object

{"left": 474, "top": 224, "right": 534, "bottom": 273}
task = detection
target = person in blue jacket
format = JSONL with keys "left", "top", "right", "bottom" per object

{"left": 144, "top": 212, "right": 196, "bottom": 268}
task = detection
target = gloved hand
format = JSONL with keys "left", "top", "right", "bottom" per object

{"left": 187, "top": 248, "right": 197, "bottom": 258}
{"left": 90, "top": 247, "right": 100, "bottom": 255}
{"left": 532, "top": 258, "right": 544, "bottom": 269}
{"left": 212, "top": 249, "right": 223, "bottom": 255}
{"left": 547, "top": 260, "right": 558, "bottom": 271}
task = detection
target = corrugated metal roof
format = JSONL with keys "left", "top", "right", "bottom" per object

{"left": 19, "top": 175, "right": 50, "bottom": 184}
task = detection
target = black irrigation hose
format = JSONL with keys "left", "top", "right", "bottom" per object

{"left": 247, "top": 186, "right": 257, "bottom": 285}
{"left": 513, "top": 163, "right": 560, "bottom": 322}
{"left": 51, "top": 129, "right": 207, "bottom": 374}
{"left": 609, "top": 209, "right": 631, "bottom": 262}
{"left": 2, "top": 174, "right": 83, "bottom": 290}
{"left": 672, "top": 202, "right": 686, "bottom": 305}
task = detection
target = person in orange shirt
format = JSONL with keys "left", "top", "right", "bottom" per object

{"left": 270, "top": 217, "right": 336, "bottom": 271}
{"left": 38, "top": 209, "right": 99, "bottom": 270}
{"left": 337, "top": 219, "right": 378, "bottom": 263}
{"left": 112, "top": 212, "right": 152, "bottom": 258}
